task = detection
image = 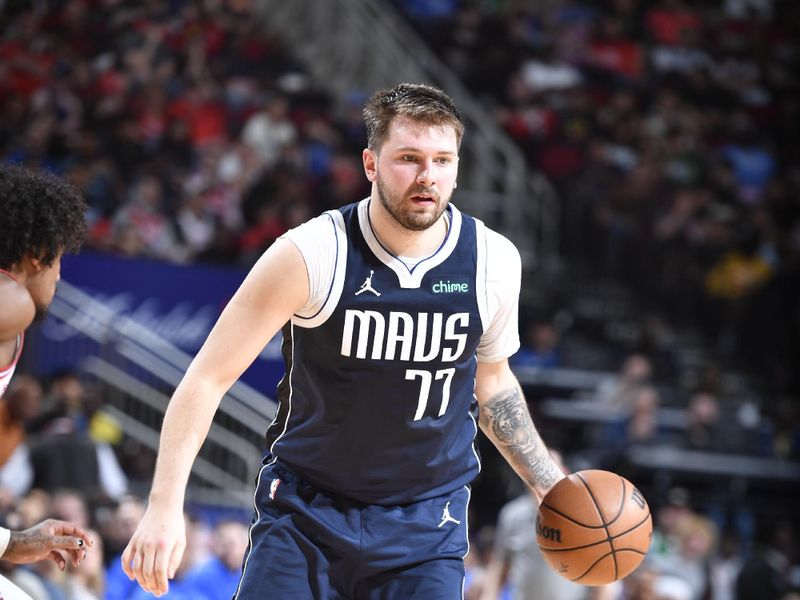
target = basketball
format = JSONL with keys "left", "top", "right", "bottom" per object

{"left": 536, "top": 470, "right": 652, "bottom": 586}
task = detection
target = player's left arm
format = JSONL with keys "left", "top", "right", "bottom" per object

{"left": 475, "top": 229, "right": 564, "bottom": 502}
{"left": 475, "top": 359, "right": 565, "bottom": 503}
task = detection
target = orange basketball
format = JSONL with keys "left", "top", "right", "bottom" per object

{"left": 536, "top": 470, "right": 653, "bottom": 586}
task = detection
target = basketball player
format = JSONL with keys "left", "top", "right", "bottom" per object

{"left": 123, "top": 83, "right": 566, "bottom": 598}
{"left": 480, "top": 451, "right": 589, "bottom": 600}
{"left": 0, "top": 165, "right": 93, "bottom": 597}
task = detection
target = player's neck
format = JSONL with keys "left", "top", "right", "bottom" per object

{"left": 368, "top": 198, "right": 448, "bottom": 259}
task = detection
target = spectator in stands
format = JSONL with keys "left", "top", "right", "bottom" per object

{"left": 182, "top": 520, "right": 249, "bottom": 600}
{"left": 596, "top": 352, "right": 654, "bottom": 410}
{"left": 28, "top": 370, "right": 87, "bottom": 435}
{"left": 704, "top": 226, "right": 774, "bottom": 353}
{"left": 683, "top": 391, "right": 724, "bottom": 452}
{"left": 0, "top": 375, "right": 40, "bottom": 503}
{"left": 594, "top": 384, "right": 666, "bottom": 470}
{"left": 649, "top": 513, "right": 718, "bottom": 600}
{"left": 736, "top": 520, "right": 799, "bottom": 600}
{"left": 763, "top": 397, "right": 800, "bottom": 460}
{"left": 708, "top": 531, "right": 743, "bottom": 600}
{"left": 650, "top": 488, "right": 693, "bottom": 566}
{"left": 240, "top": 93, "right": 297, "bottom": 169}
{"left": 51, "top": 489, "right": 90, "bottom": 531}
{"left": 29, "top": 414, "right": 128, "bottom": 502}
{"left": 511, "top": 319, "right": 562, "bottom": 370}
{"left": 111, "top": 173, "right": 185, "bottom": 263}
{"left": 24, "top": 371, "right": 128, "bottom": 502}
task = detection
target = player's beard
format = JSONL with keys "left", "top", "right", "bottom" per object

{"left": 33, "top": 303, "right": 50, "bottom": 323}
{"left": 376, "top": 176, "right": 449, "bottom": 232}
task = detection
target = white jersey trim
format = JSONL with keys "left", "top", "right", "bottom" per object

{"left": 268, "top": 321, "right": 295, "bottom": 455}
{"left": 358, "top": 198, "right": 463, "bottom": 290}
{"left": 0, "top": 526, "right": 9, "bottom": 557}
{"left": 286, "top": 210, "right": 348, "bottom": 329}
{"left": 474, "top": 219, "right": 489, "bottom": 335}
{"left": 0, "top": 334, "right": 23, "bottom": 398}
{"left": 233, "top": 457, "right": 274, "bottom": 600}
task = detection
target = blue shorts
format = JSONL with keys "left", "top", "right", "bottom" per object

{"left": 233, "top": 458, "right": 471, "bottom": 599}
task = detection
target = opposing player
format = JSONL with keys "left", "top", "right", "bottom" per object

{"left": 0, "top": 165, "right": 93, "bottom": 597}
{"left": 123, "top": 83, "right": 565, "bottom": 598}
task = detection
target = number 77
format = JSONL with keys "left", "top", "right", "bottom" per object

{"left": 406, "top": 368, "right": 456, "bottom": 421}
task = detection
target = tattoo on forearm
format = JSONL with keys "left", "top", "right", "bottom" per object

{"left": 482, "top": 387, "right": 562, "bottom": 491}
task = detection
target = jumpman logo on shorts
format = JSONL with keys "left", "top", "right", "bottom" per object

{"left": 355, "top": 270, "right": 381, "bottom": 296}
{"left": 437, "top": 501, "right": 461, "bottom": 528}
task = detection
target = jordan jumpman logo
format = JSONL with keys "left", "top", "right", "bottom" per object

{"left": 438, "top": 501, "right": 461, "bottom": 528}
{"left": 355, "top": 270, "right": 381, "bottom": 296}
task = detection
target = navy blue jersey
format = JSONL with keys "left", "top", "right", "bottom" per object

{"left": 267, "top": 200, "right": 490, "bottom": 505}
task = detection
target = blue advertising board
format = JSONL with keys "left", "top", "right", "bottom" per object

{"left": 30, "top": 251, "right": 284, "bottom": 395}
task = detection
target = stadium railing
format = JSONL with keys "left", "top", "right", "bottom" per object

{"left": 257, "top": 0, "right": 560, "bottom": 272}
{"left": 44, "top": 281, "right": 276, "bottom": 508}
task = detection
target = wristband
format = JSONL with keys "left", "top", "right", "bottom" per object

{"left": 0, "top": 526, "right": 9, "bottom": 558}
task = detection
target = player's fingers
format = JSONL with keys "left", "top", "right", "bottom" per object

{"left": 65, "top": 545, "right": 85, "bottom": 567}
{"left": 121, "top": 541, "right": 135, "bottom": 579}
{"left": 46, "top": 520, "right": 93, "bottom": 548}
{"left": 131, "top": 544, "right": 145, "bottom": 589}
{"left": 50, "top": 535, "right": 87, "bottom": 552}
{"left": 167, "top": 537, "right": 185, "bottom": 579}
{"left": 153, "top": 541, "right": 174, "bottom": 595}
{"left": 141, "top": 541, "right": 161, "bottom": 595}
{"left": 48, "top": 550, "right": 67, "bottom": 571}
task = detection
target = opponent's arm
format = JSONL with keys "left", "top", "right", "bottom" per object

{"left": 121, "top": 238, "right": 309, "bottom": 596}
{"left": 475, "top": 359, "right": 565, "bottom": 503}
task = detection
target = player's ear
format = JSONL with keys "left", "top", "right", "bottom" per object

{"left": 27, "top": 255, "right": 46, "bottom": 274}
{"left": 363, "top": 148, "right": 378, "bottom": 182}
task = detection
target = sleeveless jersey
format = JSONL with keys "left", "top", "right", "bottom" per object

{"left": 0, "top": 269, "right": 24, "bottom": 398}
{"left": 267, "top": 200, "right": 490, "bottom": 505}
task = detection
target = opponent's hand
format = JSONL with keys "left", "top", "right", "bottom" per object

{"left": 121, "top": 505, "right": 186, "bottom": 597}
{"left": 3, "top": 519, "right": 92, "bottom": 570}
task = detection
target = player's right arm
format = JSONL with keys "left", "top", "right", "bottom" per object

{"left": 121, "top": 238, "right": 310, "bottom": 597}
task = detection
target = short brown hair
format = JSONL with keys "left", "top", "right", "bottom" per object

{"left": 363, "top": 83, "right": 465, "bottom": 151}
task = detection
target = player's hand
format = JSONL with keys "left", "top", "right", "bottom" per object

{"left": 121, "top": 504, "right": 186, "bottom": 597}
{"left": 3, "top": 519, "right": 92, "bottom": 570}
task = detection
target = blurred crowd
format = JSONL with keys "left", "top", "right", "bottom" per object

{"left": 400, "top": 0, "right": 800, "bottom": 401}
{"left": 1, "top": 0, "right": 797, "bottom": 389}
{"left": 0, "top": 0, "right": 370, "bottom": 267}
{"left": 2, "top": 0, "right": 800, "bottom": 598}
{"left": 462, "top": 482, "right": 800, "bottom": 600}
{"left": 1, "top": 490, "right": 249, "bottom": 600}
{"left": 0, "top": 370, "right": 250, "bottom": 599}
